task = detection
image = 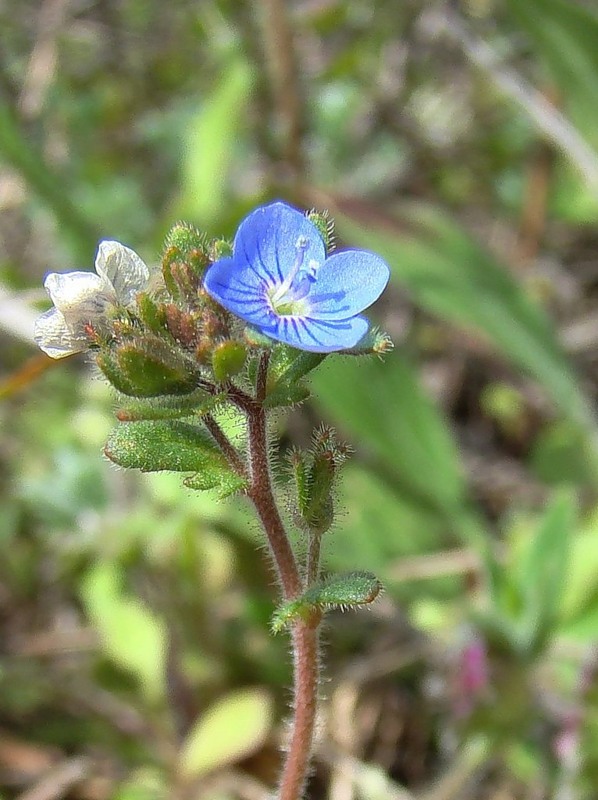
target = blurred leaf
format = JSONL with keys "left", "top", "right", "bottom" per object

{"left": 81, "top": 563, "right": 166, "bottom": 703}
{"left": 326, "top": 465, "right": 459, "bottom": 597}
{"left": 179, "top": 688, "right": 273, "bottom": 779}
{"left": 529, "top": 421, "right": 595, "bottom": 486}
{"left": 333, "top": 201, "right": 596, "bottom": 436}
{"left": 516, "top": 491, "right": 576, "bottom": 654}
{"left": 177, "top": 60, "right": 253, "bottom": 225}
{"left": 505, "top": 0, "right": 598, "bottom": 147}
{"left": 0, "top": 92, "right": 98, "bottom": 257}
{"left": 312, "top": 352, "right": 464, "bottom": 513}
{"left": 560, "top": 506, "right": 598, "bottom": 627}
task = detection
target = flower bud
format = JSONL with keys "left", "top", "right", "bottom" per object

{"left": 162, "top": 222, "right": 210, "bottom": 300}
{"left": 290, "top": 427, "right": 349, "bottom": 535}
{"left": 212, "top": 340, "right": 247, "bottom": 382}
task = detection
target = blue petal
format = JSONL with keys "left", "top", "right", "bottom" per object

{"left": 262, "top": 314, "right": 370, "bottom": 352}
{"left": 233, "top": 202, "right": 326, "bottom": 284}
{"left": 204, "top": 257, "right": 276, "bottom": 328}
{"left": 307, "top": 250, "right": 389, "bottom": 320}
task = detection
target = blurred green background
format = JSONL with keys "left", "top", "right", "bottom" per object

{"left": 3, "top": 0, "right": 598, "bottom": 798}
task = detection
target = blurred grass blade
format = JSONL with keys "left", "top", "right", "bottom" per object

{"left": 177, "top": 60, "right": 252, "bottom": 225}
{"left": 331, "top": 199, "right": 596, "bottom": 436}
{"left": 516, "top": 491, "right": 576, "bottom": 655}
{"left": 505, "top": 0, "right": 598, "bottom": 148}
{"left": 0, "top": 93, "right": 98, "bottom": 257}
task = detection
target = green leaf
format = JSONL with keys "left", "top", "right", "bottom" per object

{"left": 272, "top": 572, "right": 381, "bottom": 632}
{"left": 334, "top": 202, "right": 596, "bottom": 435}
{"left": 184, "top": 469, "right": 247, "bottom": 499}
{"left": 177, "top": 60, "right": 253, "bottom": 225}
{"left": 105, "top": 420, "right": 224, "bottom": 473}
{"left": 179, "top": 688, "right": 273, "bottom": 779}
{"left": 305, "top": 570, "right": 381, "bottom": 607}
{"left": 81, "top": 563, "right": 166, "bottom": 703}
{"left": 116, "top": 390, "right": 223, "bottom": 422}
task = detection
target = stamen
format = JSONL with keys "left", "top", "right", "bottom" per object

{"left": 270, "top": 236, "right": 317, "bottom": 306}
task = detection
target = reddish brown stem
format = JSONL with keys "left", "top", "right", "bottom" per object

{"left": 281, "top": 619, "right": 320, "bottom": 800}
{"left": 243, "top": 353, "right": 320, "bottom": 800}
{"left": 247, "top": 403, "right": 301, "bottom": 600}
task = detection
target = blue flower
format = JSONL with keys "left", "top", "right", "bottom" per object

{"left": 203, "top": 202, "right": 390, "bottom": 352}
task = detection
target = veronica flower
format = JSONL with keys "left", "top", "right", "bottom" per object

{"left": 204, "top": 202, "right": 389, "bottom": 352}
{"left": 34, "top": 241, "right": 149, "bottom": 359}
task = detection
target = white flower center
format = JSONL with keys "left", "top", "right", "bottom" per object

{"left": 268, "top": 236, "right": 321, "bottom": 316}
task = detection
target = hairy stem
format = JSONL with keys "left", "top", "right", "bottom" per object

{"left": 305, "top": 533, "right": 322, "bottom": 588}
{"left": 244, "top": 352, "right": 320, "bottom": 800}
{"left": 247, "top": 400, "right": 301, "bottom": 600}
{"left": 203, "top": 413, "right": 246, "bottom": 477}
{"left": 281, "top": 618, "right": 320, "bottom": 800}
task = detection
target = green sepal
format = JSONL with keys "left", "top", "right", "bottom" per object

{"left": 116, "top": 389, "right": 223, "bottom": 421}
{"left": 306, "top": 209, "right": 335, "bottom": 253}
{"left": 97, "top": 337, "right": 199, "bottom": 397}
{"left": 105, "top": 420, "right": 223, "bottom": 473}
{"left": 270, "top": 347, "right": 326, "bottom": 386}
{"left": 212, "top": 340, "right": 247, "bottom": 382}
{"left": 184, "top": 469, "right": 248, "bottom": 499}
{"left": 271, "top": 571, "right": 382, "bottom": 633}
{"left": 257, "top": 347, "right": 326, "bottom": 407}
{"left": 263, "top": 384, "right": 311, "bottom": 409}
{"left": 136, "top": 293, "right": 168, "bottom": 335}
{"left": 210, "top": 239, "right": 233, "bottom": 261}
{"left": 344, "top": 327, "right": 394, "bottom": 356}
{"left": 287, "top": 449, "right": 311, "bottom": 517}
{"left": 243, "top": 326, "right": 275, "bottom": 349}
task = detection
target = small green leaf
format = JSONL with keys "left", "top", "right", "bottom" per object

{"left": 272, "top": 572, "right": 382, "bottom": 632}
{"left": 184, "top": 469, "right": 247, "bottom": 499}
{"left": 305, "top": 571, "right": 382, "bottom": 608}
{"left": 116, "top": 390, "right": 223, "bottom": 422}
{"left": 179, "top": 688, "right": 273, "bottom": 779}
{"left": 306, "top": 209, "right": 334, "bottom": 251}
{"left": 271, "top": 599, "right": 309, "bottom": 633}
{"left": 105, "top": 420, "right": 224, "bottom": 473}
{"left": 263, "top": 384, "right": 311, "bottom": 409}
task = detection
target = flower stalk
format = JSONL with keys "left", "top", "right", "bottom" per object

{"left": 33, "top": 200, "right": 391, "bottom": 800}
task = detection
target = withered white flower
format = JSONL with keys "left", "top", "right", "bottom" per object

{"left": 34, "top": 240, "right": 149, "bottom": 359}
